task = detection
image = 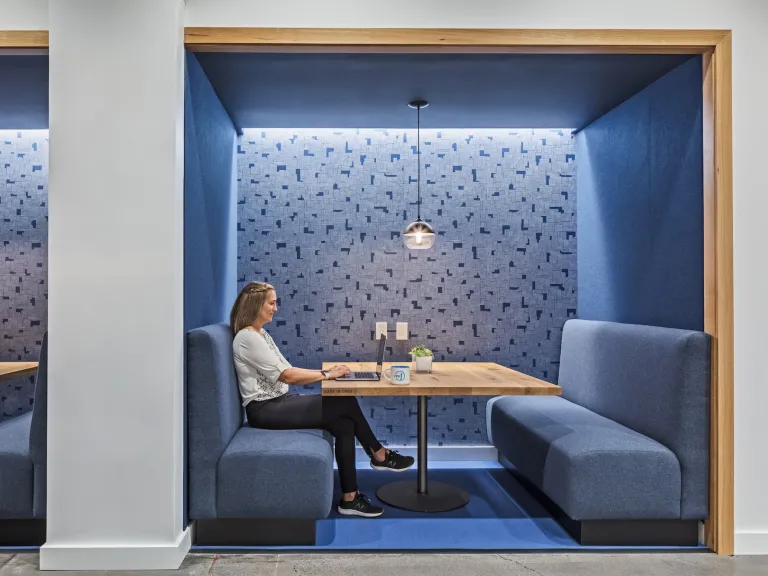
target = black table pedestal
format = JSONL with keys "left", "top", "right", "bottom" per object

{"left": 376, "top": 395, "right": 470, "bottom": 513}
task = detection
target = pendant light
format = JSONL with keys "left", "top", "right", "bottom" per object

{"left": 403, "top": 100, "right": 436, "bottom": 250}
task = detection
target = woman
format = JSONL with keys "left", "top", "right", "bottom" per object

{"left": 231, "top": 281, "right": 414, "bottom": 518}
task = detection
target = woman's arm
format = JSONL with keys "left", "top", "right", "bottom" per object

{"left": 278, "top": 367, "right": 324, "bottom": 386}
{"left": 279, "top": 365, "right": 351, "bottom": 386}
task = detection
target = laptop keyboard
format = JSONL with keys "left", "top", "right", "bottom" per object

{"left": 348, "top": 372, "right": 377, "bottom": 379}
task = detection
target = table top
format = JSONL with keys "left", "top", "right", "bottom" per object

{"left": 321, "top": 361, "right": 561, "bottom": 397}
{"left": 0, "top": 362, "right": 39, "bottom": 382}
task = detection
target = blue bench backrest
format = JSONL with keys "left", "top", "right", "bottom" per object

{"left": 187, "top": 322, "right": 242, "bottom": 519}
{"left": 558, "top": 319, "right": 710, "bottom": 519}
{"left": 29, "top": 332, "right": 48, "bottom": 518}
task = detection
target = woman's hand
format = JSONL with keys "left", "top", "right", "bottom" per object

{"left": 327, "top": 365, "right": 352, "bottom": 379}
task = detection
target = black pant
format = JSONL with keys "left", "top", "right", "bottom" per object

{"left": 245, "top": 393, "right": 383, "bottom": 494}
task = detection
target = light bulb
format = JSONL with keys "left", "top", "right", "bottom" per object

{"left": 415, "top": 232, "right": 423, "bottom": 244}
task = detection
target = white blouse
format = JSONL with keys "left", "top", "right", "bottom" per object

{"left": 232, "top": 327, "right": 292, "bottom": 405}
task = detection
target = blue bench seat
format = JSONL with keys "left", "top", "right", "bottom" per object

{"left": 187, "top": 323, "right": 334, "bottom": 546}
{"left": 217, "top": 427, "right": 333, "bottom": 519}
{"left": 487, "top": 319, "right": 710, "bottom": 546}
{"left": 0, "top": 412, "right": 34, "bottom": 518}
{"left": 489, "top": 395, "right": 681, "bottom": 520}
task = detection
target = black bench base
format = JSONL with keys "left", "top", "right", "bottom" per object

{"left": 499, "top": 456, "right": 700, "bottom": 546}
{"left": 563, "top": 517, "right": 699, "bottom": 547}
{"left": 194, "top": 518, "right": 316, "bottom": 546}
{"left": 0, "top": 519, "right": 46, "bottom": 546}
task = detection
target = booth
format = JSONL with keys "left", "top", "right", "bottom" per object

{"left": 182, "top": 50, "right": 710, "bottom": 551}
{"left": 0, "top": 53, "right": 49, "bottom": 546}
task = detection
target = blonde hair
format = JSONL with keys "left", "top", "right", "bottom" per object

{"left": 230, "top": 281, "right": 275, "bottom": 334}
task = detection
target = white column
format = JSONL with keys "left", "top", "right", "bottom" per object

{"left": 43, "top": 0, "right": 188, "bottom": 570}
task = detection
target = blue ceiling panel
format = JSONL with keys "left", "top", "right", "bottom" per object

{"left": 0, "top": 56, "right": 48, "bottom": 129}
{"left": 193, "top": 52, "right": 696, "bottom": 130}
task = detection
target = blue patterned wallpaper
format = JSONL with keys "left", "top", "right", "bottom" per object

{"left": 0, "top": 131, "right": 48, "bottom": 420}
{"left": 237, "top": 128, "right": 577, "bottom": 446}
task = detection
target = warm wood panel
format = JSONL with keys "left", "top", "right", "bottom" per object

{"left": 184, "top": 28, "right": 728, "bottom": 54}
{"left": 185, "top": 44, "right": 711, "bottom": 56}
{"left": 321, "top": 362, "right": 561, "bottom": 397}
{"left": 0, "top": 31, "right": 48, "bottom": 49}
{"left": 705, "top": 32, "right": 734, "bottom": 556}
{"left": 703, "top": 50, "right": 716, "bottom": 339}
{"left": 702, "top": 48, "right": 718, "bottom": 552}
{"left": 0, "top": 362, "right": 38, "bottom": 382}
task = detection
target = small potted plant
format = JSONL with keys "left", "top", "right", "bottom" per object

{"left": 410, "top": 344, "right": 434, "bottom": 373}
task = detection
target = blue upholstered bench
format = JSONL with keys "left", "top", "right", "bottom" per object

{"left": 187, "top": 323, "right": 334, "bottom": 546}
{"left": 487, "top": 319, "right": 710, "bottom": 546}
{"left": 0, "top": 333, "right": 47, "bottom": 545}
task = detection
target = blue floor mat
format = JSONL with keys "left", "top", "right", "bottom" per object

{"left": 315, "top": 467, "right": 576, "bottom": 549}
{"left": 193, "top": 466, "right": 708, "bottom": 551}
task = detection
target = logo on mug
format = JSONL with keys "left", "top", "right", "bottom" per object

{"left": 384, "top": 365, "right": 411, "bottom": 385}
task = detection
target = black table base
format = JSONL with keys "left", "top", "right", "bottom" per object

{"left": 376, "top": 395, "right": 470, "bottom": 513}
{"left": 377, "top": 479, "right": 469, "bottom": 513}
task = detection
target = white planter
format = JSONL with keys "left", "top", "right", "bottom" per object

{"left": 412, "top": 355, "right": 433, "bottom": 373}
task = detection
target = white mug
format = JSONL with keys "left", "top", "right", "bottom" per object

{"left": 383, "top": 365, "right": 411, "bottom": 385}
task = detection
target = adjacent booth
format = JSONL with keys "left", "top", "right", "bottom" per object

{"left": 0, "top": 53, "right": 49, "bottom": 546}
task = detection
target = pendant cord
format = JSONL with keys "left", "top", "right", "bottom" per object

{"left": 417, "top": 104, "right": 421, "bottom": 220}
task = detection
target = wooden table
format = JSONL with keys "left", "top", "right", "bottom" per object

{"left": 0, "top": 362, "right": 38, "bottom": 383}
{"left": 322, "top": 361, "right": 561, "bottom": 513}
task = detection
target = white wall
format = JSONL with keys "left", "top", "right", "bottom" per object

{"left": 43, "top": 0, "right": 188, "bottom": 570}
{"left": 0, "top": 0, "right": 48, "bottom": 29}
{"left": 184, "top": 0, "right": 768, "bottom": 555}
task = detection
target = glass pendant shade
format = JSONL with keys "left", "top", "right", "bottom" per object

{"left": 404, "top": 99, "right": 436, "bottom": 250}
{"left": 403, "top": 219, "right": 436, "bottom": 250}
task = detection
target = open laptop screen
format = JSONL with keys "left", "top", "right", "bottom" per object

{"left": 375, "top": 334, "right": 386, "bottom": 374}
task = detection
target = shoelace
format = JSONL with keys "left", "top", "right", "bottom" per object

{"left": 388, "top": 449, "right": 404, "bottom": 463}
{"left": 372, "top": 449, "right": 406, "bottom": 466}
{"left": 356, "top": 493, "right": 372, "bottom": 507}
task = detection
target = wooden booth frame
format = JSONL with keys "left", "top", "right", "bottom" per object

{"left": 0, "top": 27, "right": 734, "bottom": 555}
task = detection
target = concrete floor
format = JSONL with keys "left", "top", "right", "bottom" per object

{"left": 0, "top": 553, "right": 766, "bottom": 575}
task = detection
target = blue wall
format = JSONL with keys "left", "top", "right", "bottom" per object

{"left": 0, "top": 131, "right": 48, "bottom": 421}
{"left": 576, "top": 57, "right": 703, "bottom": 331}
{"left": 184, "top": 51, "right": 238, "bottom": 528}
{"left": 184, "top": 52, "right": 237, "bottom": 333}
{"left": 238, "top": 128, "right": 577, "bottom": 445}
{"left": 194, "top": 52, "right": 693, "bottom": 130}
{"left": 0, "top": 57, "right": 48, "bottom": 129}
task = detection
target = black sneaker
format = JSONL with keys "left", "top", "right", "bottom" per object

{"left": 370, "top": 449, "right": 415, "bottom": 472}
{"left": 337, "top": 492, "right": 384, "bottom": 518}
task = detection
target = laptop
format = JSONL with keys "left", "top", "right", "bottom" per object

{"left": 335, "top": 334, "right": 386, "bottom": 381}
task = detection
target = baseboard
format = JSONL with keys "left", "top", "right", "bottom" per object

{"left": 39, "top": 526, "right": 191, "bottom": 571}
{"left": 354, "top": 445, "right": 497, "bottom": 462}
{"left": 735, "top": 531, "right": 768, "bottom": 555}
